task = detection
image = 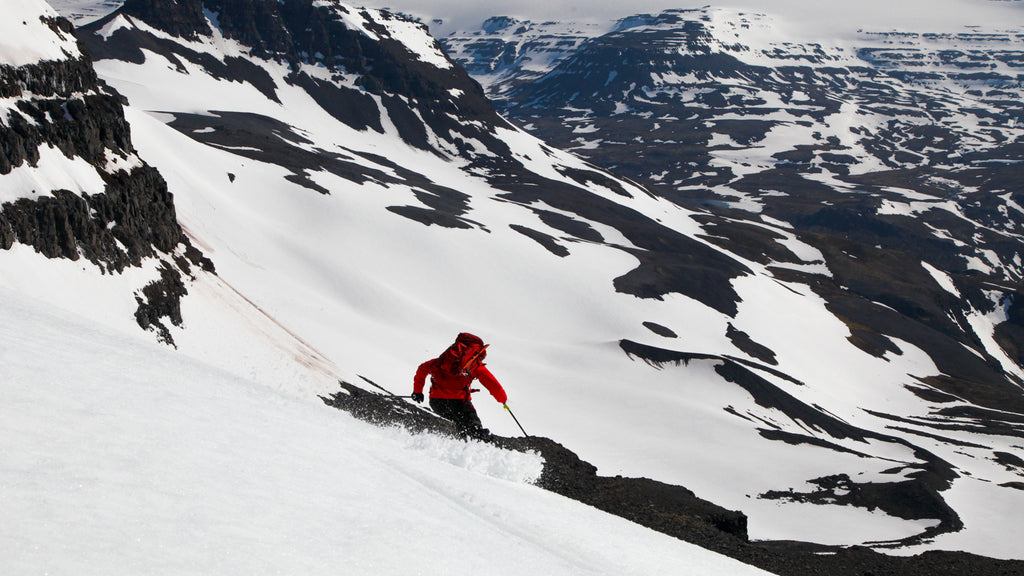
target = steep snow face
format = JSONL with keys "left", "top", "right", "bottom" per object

{"left": 324, "top": 2, "right": 454, "bottom": 69}
{"left": 0, "top": 285, "right": 777, "bottom": 576}
{"left": 11, "top": 0, "right": 1023, "bottom": 562}
{"left": 0, "top": 0, "right": 81, "bottom": 66}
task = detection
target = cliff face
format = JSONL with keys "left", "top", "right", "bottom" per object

{"left": 86, "top": 0, "right": 507, "bottom": 153}
{"left": 0, "top": 11, "right": 210, "bottom": 344}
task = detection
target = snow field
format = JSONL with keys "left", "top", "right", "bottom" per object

{"left": 0, "top": 0, "right": 81, "bottom": 67}
{"left": 0, "top": 285, "right": 774, "bottom": 576}
{"left": 0, "top": 144, "right": 108, "bottom": 203}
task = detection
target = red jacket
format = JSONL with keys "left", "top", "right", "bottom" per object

{"left": 414, "top": 358, "right": 507, "bottom": 403}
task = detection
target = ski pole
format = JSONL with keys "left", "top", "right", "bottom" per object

{"left": 353, "top": 377, "right": 433, "bottom": 414}
{"left": 504, "top": 403, "right": 528, "bottom": 437}
{"left": 360, "top": 377, "right": 417, "bottom": 400}
{"left": 360, "top": 376, "right": 401, "bottom": 397}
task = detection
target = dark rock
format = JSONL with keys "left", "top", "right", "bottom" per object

{"left": 134, "top": 262, "right": 188, "bottom": 346}
{"left": 619, "top": 338, "right": 966, "bottom": 547}
{"left": 509, "top": 224, "right": 570, "bottom": 256}
{"left": 726, "top": 322, "right": 778, "bottom": 365}
{"left": 321, "top": 379, "right": 1024, "bottom": 576}
{"left": 0, "top": 12, "right": 211, "bottom": 342}
{"left": 643, "top": 321, "right": 678, "bottom": 338}
{"left": 119, "top": 0, "right": 212, "bottom": 40}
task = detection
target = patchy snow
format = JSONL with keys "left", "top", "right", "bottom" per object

{"left": 93, "top": 12, "right": 133, "bottom": 40}
{"left": 922, "top": 261, "right": 960, "bottom": 297}
{"left": 320, "top": 2, "right": 453, "bottom": 69}
{"left": 0, "top": 144, "right": 107, "bottom": 203}
{"left": 963, "top": 290, "right": 1024, "bottom": 383}
{"left": 375, "top": 15, "right": 454, "bottom": 70}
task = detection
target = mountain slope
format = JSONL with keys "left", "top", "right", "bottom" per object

{"left": 0, "top": 5, "right": 777, "bottom": 573}
{"left": 1, "top": 284, "right": 780, "bottom": 576}
{"left": 4, "top": 0, "right": 1023, "bottom": 565}
{"left": 61, "top": 0, "right": 1024, "bottom": 557}
{"left": 441, "top": 8, "right": 1024, "bottom": 557}
{"left": 0, "top": 0, "right": 214, "bottom": 346}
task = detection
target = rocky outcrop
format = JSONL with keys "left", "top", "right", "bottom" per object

{"left": 84, "top": 0, "right": 510, "bottom": 153}
{"left": 322, "top": 380, "right": 1024, "bottom": 576}
{"left": 118, "top": 0, "right": 211, "bottom": 40}
{"left": 322, "top": 379, "right": 749, "bottom": 542}
{"left": 0, "top": 13, "right": 212, "bottom": 344}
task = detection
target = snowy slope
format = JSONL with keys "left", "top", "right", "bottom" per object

{"left": 2, "top": 4, "right": 772, "bottom": 573}
{"left": 89, "top": 6, "right": 1024, "bottom": 558}
{"left": 5, "top": 0, "right": 1023, "bottom": 565}
{"left": 0, "top": 0, "right": 80, "bottom": 66}
{"left": 0, "top": 285, "right": 775, "bottom": 576}
{"left": 440, "top": 7, "right": 1024, "bottom": 559}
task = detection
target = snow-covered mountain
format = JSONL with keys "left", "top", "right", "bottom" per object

{"left": 3, "top": 248, "right": 774, "bottom": 576}
{"left": 442, "top": 5, "right": 1024, "bottom": 554}
{"left": 0, "top": 0, "right": 213, "bottom": 347}
{"left": 3, "top": 0, "right": 1024, "bottom": 572}
{"left": 3, "top": 3, "right": 770, "bottom": 574}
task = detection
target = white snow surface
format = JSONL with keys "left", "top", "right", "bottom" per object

{"left": 0, "top": 0, "right": 81, "bottom": 66}
{"left": 3, "top": 0, "right": 1023, "bottom": 566}
{"left": 0, "top": 144, "right": 107, "bottom": 202}
{"left": 0, "top": 285, "right": 774, "bottom": 576}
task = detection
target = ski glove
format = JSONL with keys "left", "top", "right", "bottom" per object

{"left": 411, "top": 392, "right": 424, "bottom": 403}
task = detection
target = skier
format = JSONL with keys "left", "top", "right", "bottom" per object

{"left": 412, "top": 332, "right": 507, "bottom": 440}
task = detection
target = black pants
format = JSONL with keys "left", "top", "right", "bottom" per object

{"left": 429, "top": 398, "right": 489, "bottom": 440}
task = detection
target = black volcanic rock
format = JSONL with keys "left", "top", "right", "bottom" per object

{"left": 83, "top": 0, "right": 510, "bottom": 153}
{"left": 119, "top": 0, "right": 212, "bottom": 39}
{"left": 323, "top": 380, "right": 1024, "bottom": 576}
{"left": 0, "top": 12, "right": 211, "bottom": 344}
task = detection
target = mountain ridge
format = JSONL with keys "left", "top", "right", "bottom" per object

{"left": 441, "top": 7, "right": 1024, "bottom": 411}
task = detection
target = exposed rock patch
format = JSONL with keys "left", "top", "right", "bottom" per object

{"left": 321, "top": 379, "right": 1024, "bottom": 576}
{"left": 0, "top": 15, "right": 211, "bottom": 344}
